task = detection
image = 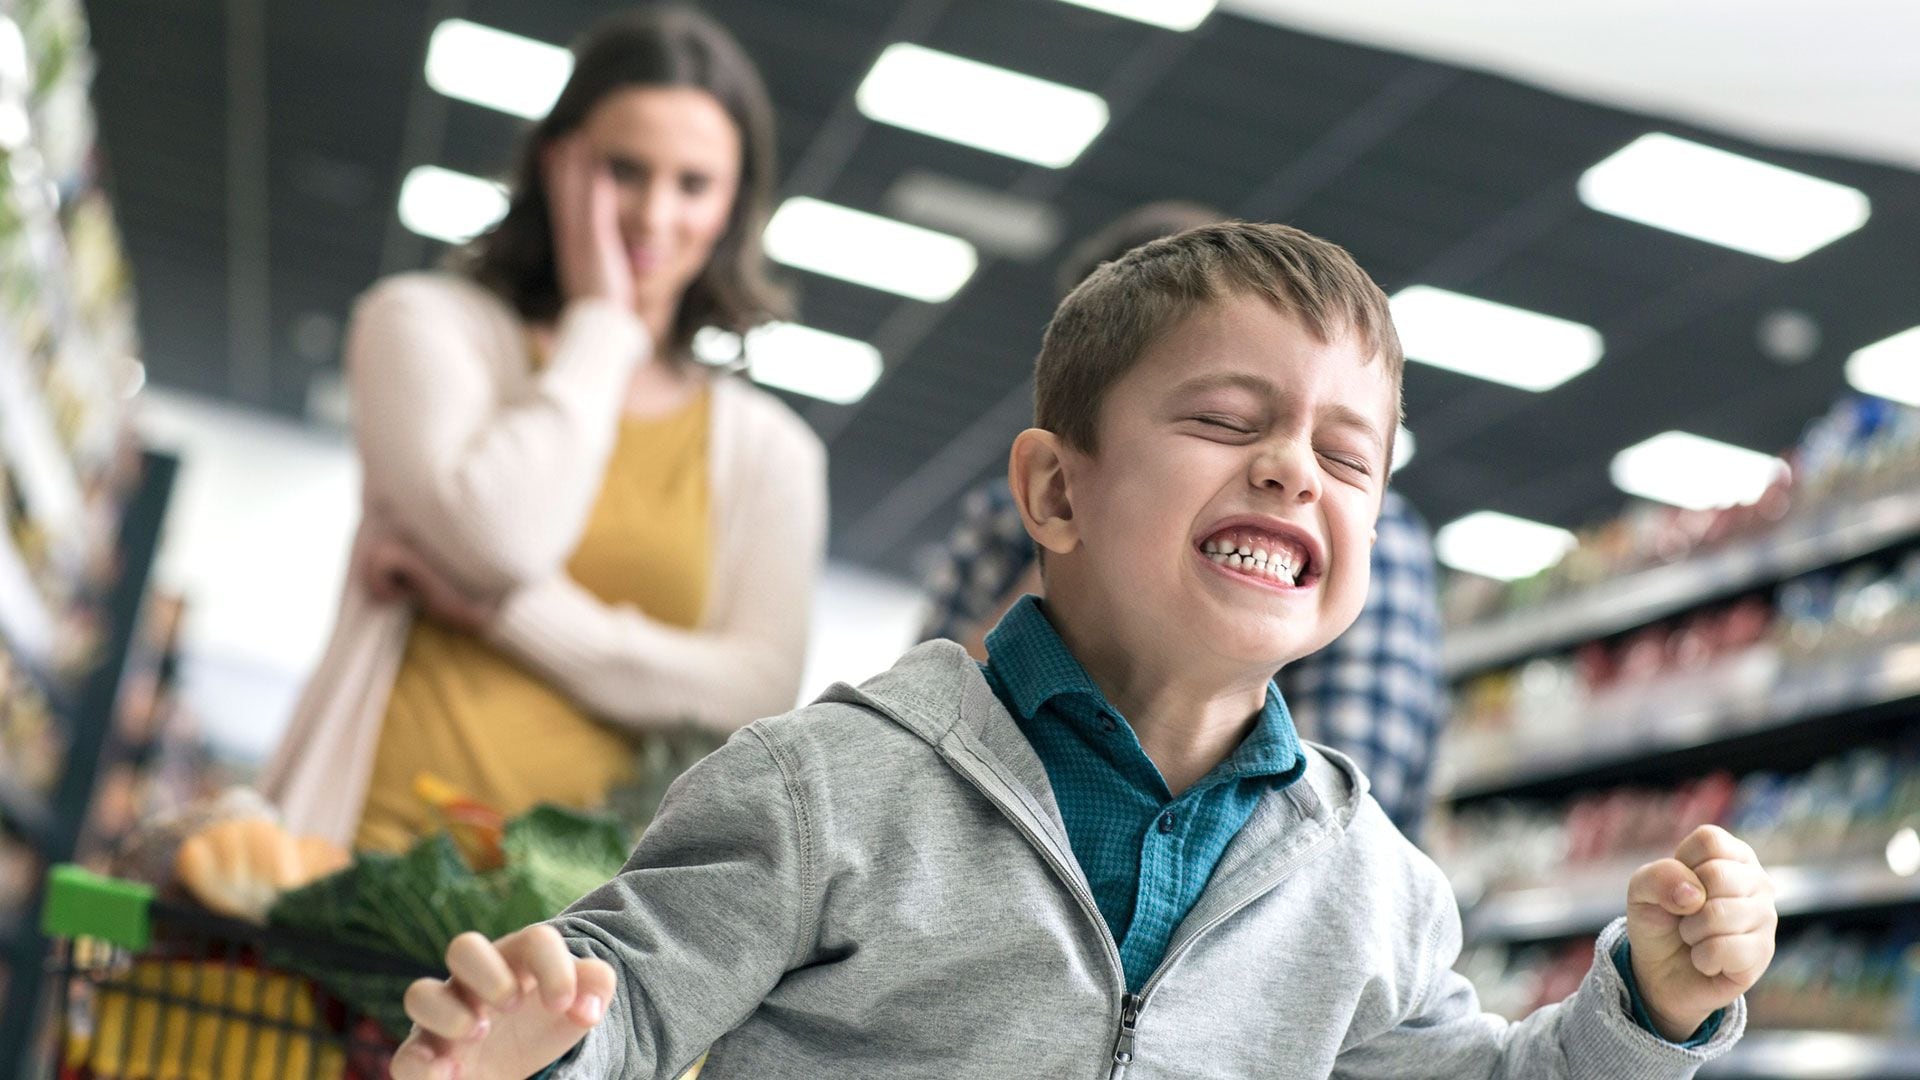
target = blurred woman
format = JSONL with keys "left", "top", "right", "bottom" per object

{"left": 263, "top": 6, "right": 825, "bottom": 850}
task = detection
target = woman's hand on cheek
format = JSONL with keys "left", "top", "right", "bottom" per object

{"left": 543, "top": 135, "right": 634, "bottom": 311}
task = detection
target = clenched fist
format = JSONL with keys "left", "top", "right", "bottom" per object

{"left": 1625, "top": 824, "right": 1777, "bottom": 1042}
{"left": 391, "top": 925, "right": 615, "bottom": 1080}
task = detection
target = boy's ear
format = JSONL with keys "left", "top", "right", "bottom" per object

{"left": 1009, "top": 428, "right": 1080, "bottom": 557}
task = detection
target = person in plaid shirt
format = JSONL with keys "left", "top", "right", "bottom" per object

{"left": 920, "top": 203, "right": 1446, "bottom": 841}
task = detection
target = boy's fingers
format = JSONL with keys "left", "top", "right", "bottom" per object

{"left": 403, "top": 977, "right": 483, "bottom": 1040}
{"left": 567, "top": 956, "right": 617, "bottom": 1026}
{"left": 1627, "top": 858, "right": 1706, "bottom": 917}
{"left": 1691, "top": 932, "right": 1774, "bottom": 980}
{"left": 1678, "top": 896, "right": 1774, "bottom": 947}
{"left": 499, "top": 924, "right": 579, "bottom": 1010}
{"left": 1690, "top": 858, "right": 1771, "bottom": 901}
{"left": 391, "top": 1031, "right": 456, "bottom": 1080}
{"left": 446, "top": 931, "right": 519, "bottom": 1008}
{"left": 1673, "top": 825, "right": 1755, "bottom": 870}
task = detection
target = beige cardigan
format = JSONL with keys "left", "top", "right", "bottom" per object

{"left": 260, "top": 273, "right": 828, "bottom": 846}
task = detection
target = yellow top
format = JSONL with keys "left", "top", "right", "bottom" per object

{"left": 355, "top": 387, "right": 712, "bottom": 853}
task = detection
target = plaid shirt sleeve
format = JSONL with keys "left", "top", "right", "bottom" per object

{"left": 918, "top": 480, "right": 1037, "bottom": 644}
{"left": 1279, "top": 490, "right": 1447, "bottom": 842}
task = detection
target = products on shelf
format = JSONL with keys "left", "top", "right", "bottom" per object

{"left": 0, "top": 638, "right": 62, "bottom": 794}
{"left": 1460, "top": 923, "right": 1920, "bottom": 1035}
{"left": 1441, "top": 544, "right": 1920, "bottom": 789}
{"left": 1444, "top": 396, "right": 1920, "bottom": 628}
{"left": 1434, "top": 745, "right": 1920, "bottom": 900}
{"left": 1746, "top": 924, "right": 1920, "bottom": 1035}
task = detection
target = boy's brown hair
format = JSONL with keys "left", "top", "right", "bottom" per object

{"left": 1033, "top": 221, "right": 1403, "bottom": 455}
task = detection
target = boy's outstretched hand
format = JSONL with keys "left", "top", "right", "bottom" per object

{"left": 392, "top": 925, "right": 614, "bottom": 1080}
{"left": 1625, "top": 824, "right": 1777, "bottom": 1043}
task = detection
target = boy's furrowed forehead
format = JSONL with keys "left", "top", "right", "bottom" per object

{"left": 1124, "top": 295, "right": 1393, "bottom": 415}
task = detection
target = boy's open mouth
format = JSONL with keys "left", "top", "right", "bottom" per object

{"left": 1199, "top": 526, "right": 1318, "bottom": 588}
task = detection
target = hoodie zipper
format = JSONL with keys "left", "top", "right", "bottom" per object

{"left": 1112, "top": 828, "right": 1342, "bottom": 1076}
{"left": 1109, "top": 992, "right": 1143, "bottom": 1077}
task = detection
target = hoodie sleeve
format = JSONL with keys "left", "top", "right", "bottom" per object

{"left": 544, "top": 726, "right": 817, "bottom": 1078}
{"left": 1332, "top": 912, "right": 1744, "bottom": 1080}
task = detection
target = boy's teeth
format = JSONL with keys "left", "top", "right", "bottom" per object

{"left": 1202, "top": 529, "right": 1312, "bottom": 585}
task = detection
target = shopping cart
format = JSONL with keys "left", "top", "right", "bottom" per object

{"left": 37, "top": 863, "right": 440, "bottom": 1080}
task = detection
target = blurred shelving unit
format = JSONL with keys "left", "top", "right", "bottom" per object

{"left": 1438, "top": 403, "right": 1920, "bottom": 1079}
{"left": 0, "top": 0, "right": 178, "bottom": 1074}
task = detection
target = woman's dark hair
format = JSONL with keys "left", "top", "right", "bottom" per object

{"left": 461, "top": 5, "right": 790, "bottom": 357}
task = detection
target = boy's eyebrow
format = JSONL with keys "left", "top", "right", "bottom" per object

{"left": 1171, "top": 373, "right": 1387, "bottom": 455}
{"left": 1322, "top": 404, "right": 1387, "bottom": 456}
{"left": 1170, "top": 371, "right": 1280, "bottom": 400}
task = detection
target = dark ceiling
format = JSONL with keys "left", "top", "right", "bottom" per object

{"left": 85, "top": 0, "right": 1920, "bottom": 578}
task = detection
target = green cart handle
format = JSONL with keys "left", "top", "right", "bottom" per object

{"left": 40, "top": 864, "right": 155, "bottom": 952}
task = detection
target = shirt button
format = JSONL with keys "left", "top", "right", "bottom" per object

{"left": 1101, "top": 716, "right": 1118, "bottom": 733}
{"left": 1159, "top": 812, "right": 1177, "bottom": 833}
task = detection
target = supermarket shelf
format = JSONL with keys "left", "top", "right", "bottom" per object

{"left": 1442, "top": 643, "right": 1920, "bottom": 802}
{"left": 0, "top": 518, "right": 55, "bottom": 665}
{"left": 0, "top": 326, "right": 86, "bottom": 548}
{"left": 1701, "top": 1031, "right": 1920, "bottom": 1079}
{"left": 1463, "top": 858, "right": 1920, "bottom": 945}
{"left": 1443, "top": 489, "right": 1920, "bottom": 678}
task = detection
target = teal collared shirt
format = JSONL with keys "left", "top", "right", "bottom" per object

{"left": 980, "top": 597, "right": 1306, "bottom": 992}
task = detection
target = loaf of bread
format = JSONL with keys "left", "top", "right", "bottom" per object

{"left": 175, "top": 818, "right": 350, "bottom": 922}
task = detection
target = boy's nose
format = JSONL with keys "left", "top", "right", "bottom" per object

{"left": 1251, "top": 441, "right": 1321, "bottom": 503}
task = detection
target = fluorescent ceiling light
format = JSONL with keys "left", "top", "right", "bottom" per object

{"left": 425, "top": 19, "right": 572, "bottom": 120}
{"left": 1391, "top": 285, "right": 1603, "bottom": 391}
{"left": 1579, "top": 133, "right": 1870, "bottom": 262}
{"left": 855, "top": 43, "right": 1109, "bottom": 168}
{"left": 1390, "top": 425, "right": 1415, "bottom": 474}
{"left": 1846, "top": 325, "right": 1920, "bottom": 406}
{"left": 747, "top": 323, "right": 884, "bottom": 405}
{"left": 1055, "top": 0, "right": 1216, "bottom": 30}
{"left": 764, "top": 196, "right": 977, "bottom": 302}
{"left": 398, "top": 166, "right": 509, "bottom": 244}
{"left": 692, "top": 322, "right": 883, "bottom": 405}
{"left": 1610, "top": 431, "right": 1784, "bottom": 511}
{"left": 1435, "top": 511, "right": 1576, "bottom": 583}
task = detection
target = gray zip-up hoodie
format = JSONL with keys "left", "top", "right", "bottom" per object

{"left": 551, "top": 641, "right": 1744, "bottom": 1078}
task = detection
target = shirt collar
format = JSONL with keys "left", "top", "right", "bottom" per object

{"left": 983, "top": 596, "right": 1305, "bottom": 788}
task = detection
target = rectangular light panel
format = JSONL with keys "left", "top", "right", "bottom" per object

{"left": 1435, "top": 511, "right": 1576, "bottom": 583}
{"left": 1610, "top": 431, "right": 1784, "bottom": 511}
{"left": 425, "top": 19, "right": 572, "bottom": 120}
{"left": 1391, "top": 285, "right": 1603, "bottom": 391}
{"left": 764, "top": 196, "right": 978, "bottom": 302}
{"left": 692, "top": 323, "right": 884, "bottom": 405}
{"left": 745, "top": 323, "right": 884, "bottom": 405}
{"left": 1055, "top": 0, "right": 1216, "bottom": 30}
{"left": 398, "top": 166, "right": 509, "bottom": 245}
{"left": 855, "top": 43, "right": 1108, "bottom": 168}
{"left": 1846, "top": 325, "right": 1920, "bottom": 406}
{"left": 1579, "top": 133, "right": 1870, "bottom": 262}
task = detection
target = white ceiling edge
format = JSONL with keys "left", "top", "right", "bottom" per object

{"left": 1221, "top": 0, "right": 1920, "bottom": 175}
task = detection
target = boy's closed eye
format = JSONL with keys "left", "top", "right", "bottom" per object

{"left": 1316, "top": 447, "right": 1374, "bottom": 480}
{"left": 1189, "top": 414, "right": 1258, "bottom": 437}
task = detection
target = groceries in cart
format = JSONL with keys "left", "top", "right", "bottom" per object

{"left": 45, "top": 781, "right": 639, "bottom": 1079}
